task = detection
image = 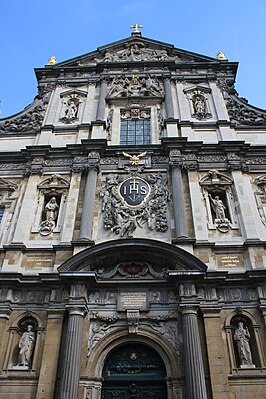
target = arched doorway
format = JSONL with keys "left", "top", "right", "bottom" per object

{"left": 101, "top": 343, "right": 167, "bottom": 399}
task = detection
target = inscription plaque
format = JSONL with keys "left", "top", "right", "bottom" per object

{"left": 217, "top": 254, "right": 244, "bottom": 268}
{"left": 118, "top": 290, "right": 148, "bottom": 311}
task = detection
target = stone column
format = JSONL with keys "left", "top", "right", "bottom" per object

{"left": 96, "top": 80, "right": 108, "bottom": 121}
{"left": 58, "top": 307, "right": 86, "bottom": 399}
{"left": 181, "top": 307, "right": 207, "bottom": 399}
{"left": 164, "top": 77, "right": 174, "bottom": 119}
{"left": 170, "top": 151, "right": 188, "bottom": 239}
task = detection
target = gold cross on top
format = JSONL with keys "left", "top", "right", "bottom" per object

{"left": 130, "top": 23, "right": 143, "bottom": 33}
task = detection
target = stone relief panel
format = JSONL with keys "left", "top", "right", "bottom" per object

{"left": 59, "top": 89, "right": 87, "bottom": 124}
{"left": 200, "top": 170, "right": 238, "bottom": 233}
{"left": 183, "top": 86, "right": 212, "bottom": 120}
{"left": 143, "top": 317, "right": 179, "bottom": 353}
{"left": 100, "top": 171, "right": 170, "bottom": 238}
{"left": 107, "top": 75, "right": 163, "bottom": 98}
{"left": 94, "top": 41, "right": 175, "bottom": 63}
{"left": 88, "top": 313, "right": 123, "bottom": 355}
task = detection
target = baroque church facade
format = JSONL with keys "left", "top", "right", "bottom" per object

{"left": 0, "top": 27, "right": 266, "bottom": 399}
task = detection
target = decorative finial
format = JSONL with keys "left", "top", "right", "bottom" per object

{"left": 47, "top": 56, "right": 57, "bottom": 65}
{"left": 216, "top": 52, "right": 227, "bottom": 60}
{"left": 130, "top": 23, "right": 143, "bottom": 35}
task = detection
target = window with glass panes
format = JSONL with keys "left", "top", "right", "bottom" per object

{"left": 120, "top": 119, "right": 151, "bottom": 145}
{"left": 0, "top": 207, "right": 4, "bottom": 224}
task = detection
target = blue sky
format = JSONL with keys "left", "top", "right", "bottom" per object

{"left": 1, "top": 0, "right": 266, "bottom": 118}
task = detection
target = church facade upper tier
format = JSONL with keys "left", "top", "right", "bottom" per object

{"left": 0, "top": 33, "right": 266, "bottom": 152}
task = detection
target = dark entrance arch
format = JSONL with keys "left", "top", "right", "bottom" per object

{"left": 101, "top": 343, "right": 167, "bottom": 399}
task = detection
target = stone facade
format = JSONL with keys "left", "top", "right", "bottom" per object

{"left": 0, "top": 30, "right": 266, "bottom": 399}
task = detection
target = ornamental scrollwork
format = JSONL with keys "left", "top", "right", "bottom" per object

{"left": 0, "top": 103, "right": 46, "bottom": 133}
{"left": 226, "top": 96, "right": 266, "bottom": 126}
{"left": 100, "top": 172, "right": 170, "bottom": 238}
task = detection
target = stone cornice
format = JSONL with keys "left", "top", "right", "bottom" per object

{"left": 0, "top": 140, "right": 266, "bottom": 174}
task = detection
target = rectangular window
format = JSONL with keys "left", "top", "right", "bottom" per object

{"left": 0, "top": 207, "right": 4, "bottom": 224}
{"left": 120, "top": 120, "right": 151, "bottom": 145}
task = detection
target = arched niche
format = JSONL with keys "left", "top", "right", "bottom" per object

{"left": 3, "top": 311, "right": 44, "bottom": 373}
{"left": 32, "top": 174, "right": 70, "bottom": 236}
{"left": 224, "top": 309, "right": 266, "bottom": 372}
{"left": 200, "top": 170, "right": 238, "bottom": 233}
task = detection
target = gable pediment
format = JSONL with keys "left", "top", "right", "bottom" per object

{"left": 55, "top": 36, "right": 218, "bottom": 68}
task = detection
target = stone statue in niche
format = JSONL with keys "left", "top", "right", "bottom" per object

{"left": 184, "top": 87, "right": 212, "bottom": 120}
{"left": 39, "top": 196, "right": 59, "bottom": 236}
{"left": 60, "top": 98, "right": 80, "bottom": 124}
{"left": 209, "top": 194, "right": 226, "bottom": 219}
{"left": 65, "top": 100, "right": 78, "bottom": 119}
{"left": 17, "top": 325, "right": 35, "bottom": 368}
{"left": 234, "top": 322, "right": 255, "bottom": 368}
{"left": 193, "top": 95, "right": 206, "bottom": 115}
{"left": 209, "top": 193, "right": 230, "bottom": 233}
